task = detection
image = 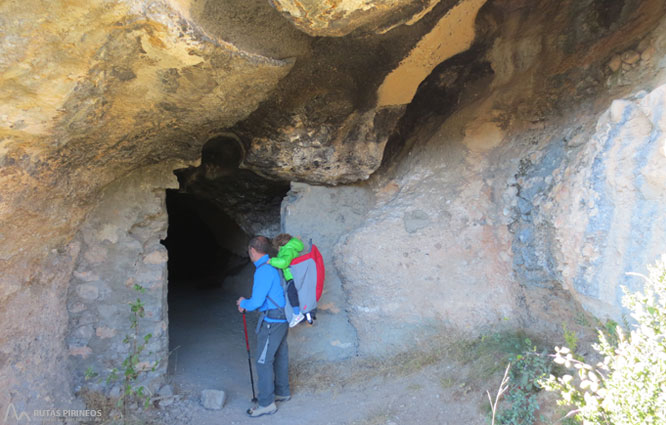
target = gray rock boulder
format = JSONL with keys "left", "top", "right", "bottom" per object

{"left": 201, "top": 389, "right": 226, "bottom": 410}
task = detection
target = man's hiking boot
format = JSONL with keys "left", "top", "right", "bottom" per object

{"left": 275, "top": 394, "right": 291, "bottom": 403}
{"left": 247, "top": 402, "right": 277, "bottom": 417}
{"left": 289, "top": 312, "right": 304, "bottom": 328}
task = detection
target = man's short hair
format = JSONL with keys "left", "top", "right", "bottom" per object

{"left": 248, "top": 235, "right": 272, "bottom": 255}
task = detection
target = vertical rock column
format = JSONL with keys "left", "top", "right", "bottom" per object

{"left": 550, "top": 85, "right": 666, "bottom": 319}
{"left": 66, "top": 162, "right": 180, "bottom": 395}
{"left": 280, "top": 183, "right": 375, "bottom": 361}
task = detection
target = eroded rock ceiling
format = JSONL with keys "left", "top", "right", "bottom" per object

{"left": 0, "top": 0, "right": 485, "bottom": 266}
{"left": 2, "top": 0, "right": 666, "bottom": 415}
{"left": 0, "top": 1, "right": 494, "bottom": 406}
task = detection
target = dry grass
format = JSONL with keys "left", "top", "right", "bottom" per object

{"left": 349, "top": 406, "right": 396, "bottom": 425}
{"left": 290, "top": 329, "right": 550, "bottom": 396}
{"left": 79, "top": 389, "right": 151, "bottom": 425}
{"left": 80, "top": 389, "right": 115, "bottom": 420}
{"left": 290, "top": 334, "right": 454, "bottom": 393}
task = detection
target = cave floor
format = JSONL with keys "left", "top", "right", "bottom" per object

{"left": 167, "top": 282, "right": 258, "bottom": 408}
{"left": 154, "top": 277, "right": 487, "bottom": 425}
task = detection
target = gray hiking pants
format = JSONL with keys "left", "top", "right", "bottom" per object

{"left": 255, "top": 320, "right": 289, "bottom": 407}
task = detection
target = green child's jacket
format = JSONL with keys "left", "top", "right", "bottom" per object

{"left": 269, "top": 238, "right": 304, "bottom": 281}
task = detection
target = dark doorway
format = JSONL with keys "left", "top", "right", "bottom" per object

{"left": 162, "top": 191, "right": 253, "bottom": 399}
{"left": 161, "top": 135, "right": 290, "bottom": 403}
{"left": 163, "top": 191, "right": 249, "bottom": 287}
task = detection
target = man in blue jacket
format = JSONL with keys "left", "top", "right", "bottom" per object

{"left": 236, "top": 236, "right": 290, "bottom": 417}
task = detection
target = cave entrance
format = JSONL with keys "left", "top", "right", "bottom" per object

{"left": 161, "top": 135, "right": 290, "bottom": 399}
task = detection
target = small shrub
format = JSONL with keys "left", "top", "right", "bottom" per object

{"left": 601, "top": 319, "right": 620, "bottom": 348}
{"left": 562, "top": 323, "right": 578, "bottom": 354}
{"left": 495, "top": 340, "right": 551, "bottom": 425}
{"left": 112, "top": 284, "right": 159, "bottom": 413}
{"left": 85, "top": 284, "right": 159, "bottom": 423}
{"left": 542, "top": 255, "right": 666, "bottom": 425}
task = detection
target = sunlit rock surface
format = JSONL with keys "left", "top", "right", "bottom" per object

{"left": 0, "top": 0, "right": 290, "bottom": 413}
{"left": 1, "top": 0, "right": 666, "bottom": 415}
{"left": 269, "top": 0, "right": 444, "bottom": 37}
{"left": 551, "top": 86, "right": 666, "bottom": 319}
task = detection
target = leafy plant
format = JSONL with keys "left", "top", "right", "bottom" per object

{"left": 562, "top": 323, "right": 585, "bottom": 362}
{"left": 114, "top": 284, "right": 159, "bottom": 413}
{"left": 495, "top": 339, "right": 552, "bottom": 425}
{"left": 562, "top": 323, "right": 578, "bottom": 354}
{"left": 601, "top": 319, "right": 619, "bottom": 348}
{"left": 87, "top": 284, "right": 159, "bottom": 423}
{"left": 542, "top": 255, "right": 666, "bottom": 425}
{"left": 85, "top": 366, "right": 99, "bottom": 381}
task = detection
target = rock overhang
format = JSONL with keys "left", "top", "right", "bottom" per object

{"left": 2, "top": 0, "right": 666, "bottom": 416}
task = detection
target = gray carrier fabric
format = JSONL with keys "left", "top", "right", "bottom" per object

{"left": 288, "top": 257, "right": 318, "bottom": 314}
{"left": 276, "top": 274, "right": 294, "bottom": 324}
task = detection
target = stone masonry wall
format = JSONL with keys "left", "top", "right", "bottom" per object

{"left": 66, "top": 162, "right": 179, "bottom": 396}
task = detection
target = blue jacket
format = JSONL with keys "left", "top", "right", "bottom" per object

{"left": 240, "top": 254, "right": 286, "bottom": 323}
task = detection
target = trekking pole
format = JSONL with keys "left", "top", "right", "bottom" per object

{"left": 242, "top": 312, "right": 258, "bottom": 403}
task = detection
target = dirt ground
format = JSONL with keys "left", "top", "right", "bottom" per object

{"left": 134, "top": 261, "right": 587, "bottom": 425}
{"left": 152, "top": 281, "right": 489, "bottom": 425}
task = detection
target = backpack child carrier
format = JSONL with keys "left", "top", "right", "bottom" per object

{"left": 277, "top": 243, "right": 325, "bottom": 324}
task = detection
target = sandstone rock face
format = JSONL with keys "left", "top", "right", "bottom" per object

{"left": 1, "top": 0, "right": 666, "bottom": 415}
{"left": 238, "top": 107, "right": 405, "bottom": 184}
{"left": 281, "top": 183, "right": 374, "bottom": 360}
{"left": 166, "top": 0, "right": 311, "bottom": 59}
{"left": 269, "top": 0, "right": 443, "bottom": 37}
{"left": 549, "top": 87, "right": 666, "bottom": 318}
{"left": 0, "top": 0, "right": 292, "bottom": 277}
{"left": 0, "top": 0, "right": 289, "bottom": 413}
{"left": 335, "top": 108, "right": 522, "bottom": 356}
{"left": 232, "top": 0, "right": 489, "bottom": 185}
{"left": 377, "top": 0, "right": 487, "bottom": 107}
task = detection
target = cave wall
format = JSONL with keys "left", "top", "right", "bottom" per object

{"left": 284, "top": 1, "right": 666, "bottom": 357}
{"left": 482, "top": 2, "right": 666, "bottom": 323}
{"left": 336, "top": 99, "right": 525, "bottom": 356}
{"left": 2, "top": 0, "right": 666, "bottom": 415}
{"left": 550, "top": 85, "right": 666, "bottom": 319}
{"left": 66, "top": 162, "right": 178, "bottom": 396}
{"left": 0, "top": 0, "right": 290, "bottom": 413}
{"left": 280, "top": 183, "right": 374, "bottom": 361}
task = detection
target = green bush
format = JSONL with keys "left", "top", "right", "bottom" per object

{"left": 496, "top": 344, "right": 551, "bottom": 425}
{"left": 481, "top": 335, "right": 553, "bottom": 425}
{"left": 542, "top": 255, "right": 666, "bottom": 425}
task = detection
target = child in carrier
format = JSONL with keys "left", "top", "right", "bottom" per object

{"left": 269, "top": 233, "right": 308, "bottom": 327}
